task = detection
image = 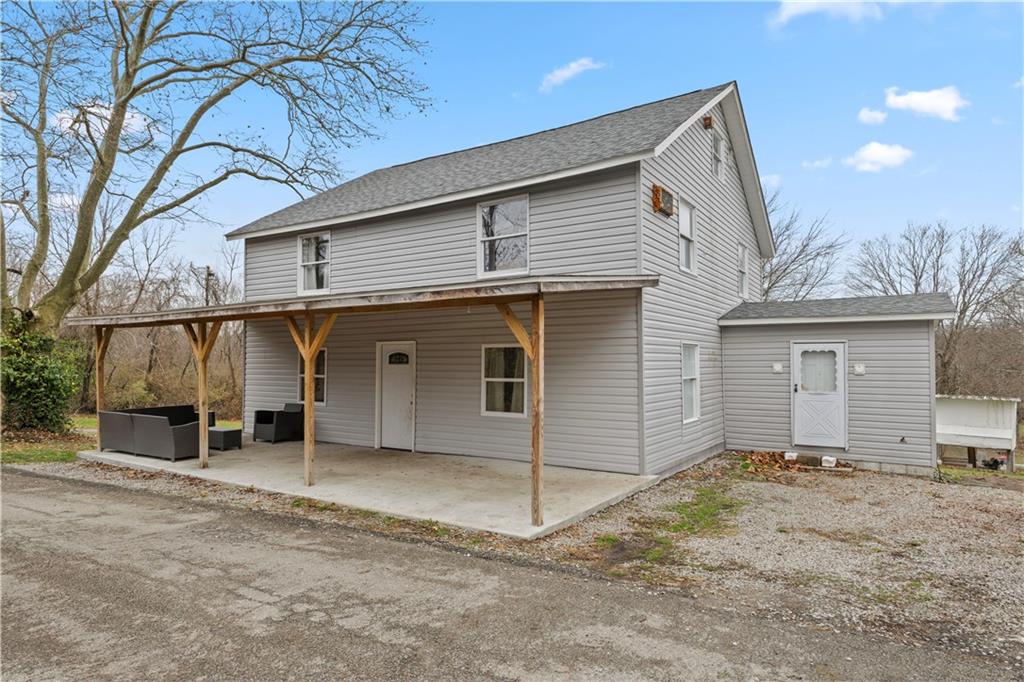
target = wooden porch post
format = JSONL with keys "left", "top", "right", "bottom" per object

{"left": 284, "top": 312, "right": 338, "bottom": 486}
{"left": 94, "top": 326, "right": 113, "bottom": 450}
{"left": 530, "top": 295, "right": 545, "bottom": 527}
{"left": 182, "top": 321, "right": 222, "bottom": 468}
{"left": 495, "top": 299, "right": 545, "bottom": 527}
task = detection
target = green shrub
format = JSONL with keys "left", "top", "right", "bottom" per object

{"left": 1, "top": 319, "right": 83, "bottom": 432}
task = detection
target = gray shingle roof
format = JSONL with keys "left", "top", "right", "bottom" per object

{"left": 227, "top": 83, "right": 732, "bottom": 238}
{"left": 719, "top": 293, "right": 955, "bottom": 322}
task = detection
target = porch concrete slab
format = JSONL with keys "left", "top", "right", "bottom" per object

{"left": 77, "top": 440, "right": 656, "bottom": 539}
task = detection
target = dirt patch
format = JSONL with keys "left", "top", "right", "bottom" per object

{"left": 10, "top": 452, "right": 1024, "bottom": 669}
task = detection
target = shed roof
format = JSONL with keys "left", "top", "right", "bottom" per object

{"left": 226, "top": 83, "right": 749, "bottom": 239}
{"left": 718, "top": 293, "right": 955, "bottom": 326}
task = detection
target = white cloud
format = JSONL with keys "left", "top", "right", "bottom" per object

{"left": 53, "top": 103, "right": 150, "bottom": 136}
{"left": 769, "top": 1, "right": 883, "bottom": 28}
{"left": 1014, "top": 78, "right": 1023, "bottom": 89}
{"left": 857, "top": 107, "right": 887, "bottom": 125}
{"left": 884, "top": 86, "right": 969, "bottom": 122}
{"left": 539, "top": 57, "right": 605, "bottom": 94}
{"left": 801, "top": 157, "right": 832, "bottom": 170}
{"left": 760, "top": 174, "right": 783, "bottom": 190}
{"left": 843, "top": 142, "right": 913, "bottom": 172}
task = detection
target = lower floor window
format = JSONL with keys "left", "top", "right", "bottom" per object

{"left": 298, "top": 348, "right": 327, "bottom": 404}
{"left": 482, "top": 345, "right": 526, "bottom": 415}
{"left": 682, "top": 343, "right": 700, "bottom": 422}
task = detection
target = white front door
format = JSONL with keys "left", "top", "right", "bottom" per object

{"left": 379, "top": 341, "right": 416, "bottom": 450}
{"left": 791, "top": 342, "right": 847, "bottom": 448}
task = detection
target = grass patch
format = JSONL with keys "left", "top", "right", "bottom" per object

{"left": 71, "top": 414, "right": 98, "bottom": 430}
{"left": 2, "top": 431, "right": 93, "bottom": 464}
{"left": 217, "top": 419, "right": 242, "bottom": 430}
{"left": 595, "top": 534, "right": 621, "bottom": 548}
{"left": 664, "top": 485, "right": 745, "bottom": 535}
{"left": 939, "top": 465, "right": 1024, "bottom": 481}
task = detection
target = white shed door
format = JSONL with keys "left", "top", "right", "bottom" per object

{"left": 379, "top": 342, "right": 415, "bottom": 450}
{"left": 791, "top": 342, "right": 847, "bottom": 448}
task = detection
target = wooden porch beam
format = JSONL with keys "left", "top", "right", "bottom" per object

{"left": 94, "top": 326, "right": 113, "bottom": 450}
{"left": 181, "top": 321, "right": 218, "bottom": 469}
{"left": 282, "top": 313, "right": 338, "bottom": 487}
{"left": 530, "top": 295, "right": 545, "bottom": 527}
{"left": 495, "top": 303, "right": 535, "bottom": 361}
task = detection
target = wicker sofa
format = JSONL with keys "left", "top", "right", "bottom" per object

{"left": 98, "top": 405, "right": 215, "bottom": 461}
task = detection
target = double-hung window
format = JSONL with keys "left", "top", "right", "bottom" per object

{"left": 678, "top": 199, "right": 695, "bottom": 273}
{"left": 711, "top": 130, "right": 725, "bottom": 179}
{"left": 298, "top": 232, "right": 330, "bottom": 294}
{"left": 298, "top": 348, "right": 327, "bottom": 404}
{"left": 681, "top": 343, "right": 700, "bottom": 423}
{"left": 478, "top": 196, "right": 529, "bottom": 277}
{"left": 738, "top": 244, "right": 750, "bottom": 300}
{"left": 481, "top": 345, "right": 526, "bottom": 416}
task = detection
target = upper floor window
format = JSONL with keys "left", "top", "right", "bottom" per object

{"left": 478, "top": 195, "right": 528, "bottom": 277}
{"left": 712, "top": 130, "right": 725, "bottom": 179}
{"left": 298, "top": 232, "right": 330, "bottom": 294}
{"left": 738, "top": 244, "right": 750, "bottom": 300}
{"left": 678, "top": 199, "right": 695, "bottom": 273}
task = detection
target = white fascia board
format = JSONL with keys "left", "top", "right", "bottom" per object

{"left": 653, "top": 83, "right": 735, "bottom": 157}
{"left": 718, "top": 312, "right": 955, "bottom": 327}
{"left": 226, "top": 152, "right": 652, "bottom": 241}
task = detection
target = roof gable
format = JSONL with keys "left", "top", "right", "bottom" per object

{"left": 226, "top": 82, "right": 771, "bottom": 251}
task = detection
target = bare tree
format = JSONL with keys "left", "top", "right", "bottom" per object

{"left": 846, "top": 221, "right": 1024, "bottom": 392}
{"left": 2, "top": 1, "right": 427, "bottom": 332}
{"left": 761, "top": 190, "right": 848, "bottom": 301}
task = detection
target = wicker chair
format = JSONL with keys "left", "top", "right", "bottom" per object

{"left": 253, "top": 403, "right": 304, "bottom": 443}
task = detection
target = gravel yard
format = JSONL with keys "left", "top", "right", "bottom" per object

{"left": 11, "top": 452, "right": 1024, "bottom": 670}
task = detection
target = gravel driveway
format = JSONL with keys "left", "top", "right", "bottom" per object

{"left": 2, "top": 469, "right": 1018, "bottom": 681}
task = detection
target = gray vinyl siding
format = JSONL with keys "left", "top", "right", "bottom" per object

{"left": 243, "top": 290, "right": 642, "bottom": 474}
{"left": 638, "top": 103, "right": 762, "bottom": 474}
{"left": 722, "top": 321, "right": 937, "bottom": 467}
{"left": 242, "top": 166, "right": 639, "bottom": 301}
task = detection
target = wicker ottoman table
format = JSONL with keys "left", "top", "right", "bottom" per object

{"left": 209, "top": 426, "right": 242, "bottom": 451}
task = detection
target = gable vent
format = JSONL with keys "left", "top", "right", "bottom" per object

{"left": 652, "top": 184, "right": 675, "bottom": 217}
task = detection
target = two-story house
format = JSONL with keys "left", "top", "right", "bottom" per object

{"left": 76, "top": 82, "right": 953, "bottom": 530}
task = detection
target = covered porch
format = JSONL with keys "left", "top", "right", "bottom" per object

{"left": 67, "top": 275, "right": 657, "bottom": 531}
{"left": 77, "top": 440, "right": 655, "bottom": 538}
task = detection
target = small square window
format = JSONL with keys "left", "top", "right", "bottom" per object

{"left": 298, "top": 348, "right": 327, "bottom": 404}
{"left": 481, "top": 345, "right": 527, "bottom": 416}
{"left": 678, "top": 199, "right": 695, "bottom": 273}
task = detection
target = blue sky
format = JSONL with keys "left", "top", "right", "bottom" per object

{"left": 188, "top": 1, "right": 1023, "bottom": 265}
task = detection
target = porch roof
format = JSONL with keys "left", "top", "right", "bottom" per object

{"left": 65, "top": 274, "right": 659, "bottom": 329}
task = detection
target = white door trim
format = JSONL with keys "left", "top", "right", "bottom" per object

{"left": 375, "top": 340, "right": 417, "bottom": 451}
{"left": 790, "top": 340, "right": 848, "bottom": 450}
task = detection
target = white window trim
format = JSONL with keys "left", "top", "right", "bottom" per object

{"left": 712, "top": 130, "right": 725, "bottom": 180}
{"left": 476, "top": 194, "right": 530, "bottom": 279}
{"left": 297, "top": 231, "right": 331, "bottom": 295}
{"left": 297, "top": 347, "right": 327, "bottom": 406}
{"left": 480, "top": 344, "right": 528, "bottom": 418}
{"left": 681, "top": 342, "right": 701, "bottom": 424}
{"left": 677, "top": 196, "right": 697, "bottom": 275}
{"left": 738, "top": 244, "right": 750, "bottom": 301}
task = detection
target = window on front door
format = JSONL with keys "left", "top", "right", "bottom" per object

{"left": 478, "top": 196, "right": 528, "bottom": 277}
{"left": 298, "top": 232, "right": 330, "bottom": 294}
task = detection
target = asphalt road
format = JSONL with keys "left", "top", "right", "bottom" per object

{"left": 1, "top": 469, "right": 1014, "bottom": 681}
